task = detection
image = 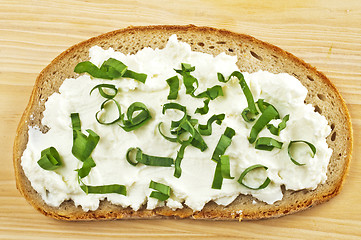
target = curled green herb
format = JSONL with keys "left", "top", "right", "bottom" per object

{"left": 195, "top": 98, "right": 210, "bottom": 115}
{"left": 211, "top": 127, "right": 236, "bottom": 163}
{"left": 71, "top": 113, "right": 126, "bottom": 194}
{"left": 230, "top": 71, "right": 258, "bottom": 115}
{"left": 157, "top": 122, "right": 178, "bottom": 143}
{"left": 198, "top": 114, "right": 225, "bottom": 136}
{"left": 174, "top": 63, "right": 198, "bottom": 95}
{"left": 287, "top": 140, "right": 316, "bottom": 166}
{"left": 237, "top": 164, "right": 271, "bottom": 190}
{"left": 95, "top": 99, "right": 122, "bottom": 125}
{"left": 212, "top": 155, "right": 234, "bottom": 189}
{"left": 267, "top": 114, "right": 290, "bottom": 136}
{"left": 120, "top": 102, "right": 152, "bottom": 132}
{"left": 162, "top": 102, "right": 187, "bottom": 131}
{"left": 256, "top": 99, "right": 271, "bottom": 113}
{"left": 248, "top": 105, "right": 279, "bottom": 144}
{"left": 166, "top": 76, "right": 180, "bottom": 100}
{"left": 193, "top": 85, "right": 223, "bottom": 115}
{"left": 161, "top": 103, "right": 207, "bottom": 151}
{"left": 217, "top": 72, "right": 229, "bottom": 83}
{"left": 122, "top": 70, "right": 147, "bottom": 83}
{"left": 149, "top": 180, "right": 171, "bottom": 201}
{"left": 194, "top": 85, "right": 223, "bottom": 100}
{"left": 77, "top": 157, "right": 96, "bottom": 178}
{"left": 241, "top": 108, "right": 256, "bottom": 122}
{"left": 71, "top": 113, "right": 99, "bottom": 178}
{"left": 174, "top": 141, "right": 191, "bottom": 178}
{"left": 37, "top": 147, "right": 62, "bottom": 170}
{"left": 74, "top": 58, "right": 146, "bottom": 83}
{"left": 255, "top": 137, "right": 283, "bottom": 151}
{"left": 179, "top": 118, "right": 208, "bottom": 151}
{"left": 126, "top": 147, "right": 174, "bottom": 167}
{"left": 90, "top": 84, "right": 118, "bottom": 99}
{"left": 71, "top": 129, "right": 100, "bottom": 162}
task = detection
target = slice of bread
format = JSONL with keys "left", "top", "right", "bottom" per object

{"left": 13, "top": 25, "right": 352, "bottom": 220}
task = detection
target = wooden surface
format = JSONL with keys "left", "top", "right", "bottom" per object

{"left": 1, "top": 0, "right": 360, "bottom": 239}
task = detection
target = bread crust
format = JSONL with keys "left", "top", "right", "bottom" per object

{"left": 13, "top": 25, "right": 353, "bottom": 221}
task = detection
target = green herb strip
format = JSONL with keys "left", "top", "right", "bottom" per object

{"left": 193, "top": 85, "right": 223, "bottom": 115}
{"left": 219, "top": 71, "right": 258, "bottom": 115}
{"left": 162, "top": 103, "right": 207, "bottom": 151}
{"left": 287, "top": 140, "right": 316, "bottom": 166}
{"left": 174, "top": 63, "right": 198, "bottom": 95}
{"left": 256, "top": 99, "right": 270, "bottom": 113}
{"left": 120, "top": 102, "right": 152, "bottom": 132}
{"left": 157, "top": 122, "right": 178, "bottom": 143}
{"left": 122, "top": 70, "right": 147, "bottom": 83}
{"left": 71, "top": 113, "right": 99, "bottom": 178}
{"left": 248, "top": 105, "right": 279, "bottom": 144}
{"left": 37, "top": 147, "right": 62, "bottom": 170}
{"left": 193, "top": 85, "right": 224, "bottom": 100}
{"left": 255, "top": 137, "right": 283, "bottom": 151}
{"left": 211, "top": 127, "right": 236, "bottom": 163}
{"left": 179, "top": 118, "right": 208, "bottom": 151}
{"left": 237, "top": 164, "right": 271, "bottom": 190}
{"left": 195, "top": 99, "right": 210, "bottom": 115}
{"left": 71, "top": 112, "right": 81, "bottom": 131}
{"left": 74, "top": 58, "right": 147, "bottom": 83}
{"left": 162, "top": 103, "right": 187, "bottom": 131}
{"left": 95, "top": 99, "right": 122, "bottom": 125}
{"left": 198, "top": 114, "right": 225, "bottom": 136}
{"left": 77, "top": 157, "right": 96, "bottom": 178}
{"left": 90, "top": 84, "right": 118, "bottom": 99}
{"left": 217, "top": 72, "right": 228, "bottom": 83}
{"left": 267, "top": 114, "right": 290, "bottom": 136}
{"left": 80, "top": 183, "right": 127, "bottom": 195}
{"left": 174, "top": 141, "right": 191, "bottom": 178}
{"left": 149, "top": 180, "right": 171, "bottom": 201}
{"left": 126, "top": 147, "right": 174, "bottom": 167}
{"left": 71, "top": 113, "right": 126, "bottom": 194}
{"left": 241, "top": 108, "right": 255, "bottom": 122}
{"left": 174, "top": 64, "right": 223, "bottom": 115}
{"left": 166, "top": 76, "right": 180, "bottom": 100}
{"left": 212, "top": 155, "right": 234, "bottom": 189}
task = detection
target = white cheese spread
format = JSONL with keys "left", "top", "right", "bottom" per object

{"left": 21, "top": 35, "right": 332, "bottom": 212}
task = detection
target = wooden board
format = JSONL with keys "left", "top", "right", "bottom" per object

{"left": 1, "top": 0, "right": 361, "bottom": 239}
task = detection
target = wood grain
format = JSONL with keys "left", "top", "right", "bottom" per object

{"left": 1, "top": 0, "right": 361, "bottom": 239}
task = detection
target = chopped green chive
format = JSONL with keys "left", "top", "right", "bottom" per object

{"left": 149, "top": 180, "right": 171, "bottom": 201}
{"left": 80, "top": 183, "right": 127, "bottom": 195}
{"left": 248, "top": 105, "right": 279, "bottom": 144}
{"left": 90, "top": 84, "right": 118, "bottom": 99}
{"left": 166, "top": 76, "right": 180, "bottom": 100}
{"left": 195, "top": 98, "right": 210, "bottom": 115}
{"left": 212, "top": 155, "right": 234, "bottom": 189}
{"left": 126, "top": 147, "right": 174, "bottom": 167}
{"left": 74, "top": 58, "right": 147, "bottom": 83}
{"left": 255, "top": 137, "right": 283, "bottom": 151}
{"left": 287, "top": 140, "right": 316, "bottom": 166}
{"left": 267, "top": 114, "right": 290, "bottom": 136}
{"left": 211, "top": 127, "right": 236, "bottom": 163}
{"left": 198, "top": 114, "right": 225, "bottom": 136}
{"left": 120, "top": 102, "right": 152, "bottom": 132}
{"left": 37, "top": 147, "right": 62, "bottom": 170}
{"left": 238, "top": 164, "right": 271, "bottom": 190}
{"left": 95, "top": 99, "right": 122, "bottom": 125}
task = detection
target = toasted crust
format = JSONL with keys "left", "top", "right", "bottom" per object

{"left": 13, "top": 25, "right": 353, "bottom": 220}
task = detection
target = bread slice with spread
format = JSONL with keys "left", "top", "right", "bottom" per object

{"left": 13, "top": 25, "right": 352, "bottom": 220}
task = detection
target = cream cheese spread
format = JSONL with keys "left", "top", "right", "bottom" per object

{"left": 21, "top": 35, "right": 332, "bottom": 212}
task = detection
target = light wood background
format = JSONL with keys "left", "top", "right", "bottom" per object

{"left": 1, "top": 0, "right": 360, "bottom": 239}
